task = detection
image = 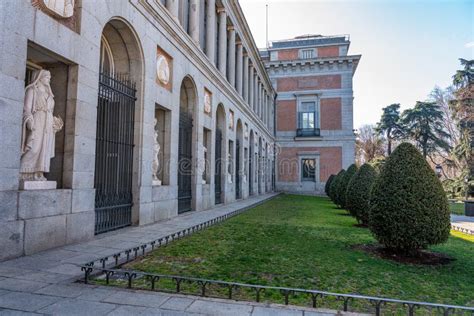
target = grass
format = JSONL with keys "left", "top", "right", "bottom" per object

{"left": 450, "top": 202, "right": 465, "bottom": 215}
{"left": 95, "top": 195, "right": 474, "bottom": 313}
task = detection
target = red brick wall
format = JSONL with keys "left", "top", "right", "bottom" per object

{"left": 318, "top": 46, "right": 340, "bottom": 58}
{"left": 320, "top": 98, "right": 342, "bottom": 130}
{"left": 277, "top": 75, "right": 341, "bottom": 92}
{"left": 277, "top": 147, "right": 342, "bottom": 182}
{"left": 276, "top": 49, "right": 299, "bottom": 61}
{"left": 276, "top": 100, "right": 296, "bottom": 131}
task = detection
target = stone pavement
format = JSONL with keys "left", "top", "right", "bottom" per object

{"left": 451, "top": 214, "right": 474, "bottom": 235}
{"left": 0, "top": 193, "right": 356, "bottom": 315}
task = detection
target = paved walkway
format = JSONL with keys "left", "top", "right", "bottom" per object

{"left": 451, "top": 214, "right": 474, "bottom": 235}
{"left": 0, "top": 193, "right": 353, "bottom": 315}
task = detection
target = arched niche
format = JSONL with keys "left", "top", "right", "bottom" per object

{"left": 94, "top": 18, "right": 144, "bottom": 233}
{"left": 214, "top": 103, "right": 226, "bottom": 205}
{"left": 177, "top": 75, "right": 198, "bottom": 213}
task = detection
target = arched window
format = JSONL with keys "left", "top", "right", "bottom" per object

{"left": 99, "top": 36, "right": 115, "bottom": 74}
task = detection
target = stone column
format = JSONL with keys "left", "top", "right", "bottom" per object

{"left": 254, "top": 75, "right": 258, "bottom": 113}
{"left": 205, "top": 0, "right": 216, "bottom": 63}
{"left": 166, "top": 0, "right": 180, "bottom": 20}
{"left": 236, "top": 42, "right": 243, "bottom": 95}
{"left": 243, "top": 54, "right": 249, "bottom": 102}
{"left": 249, "top": 66, "right": 254, "bottom": 110}
{"left": 227, "top": 26, "right": 236, "bottom": 87}
{"left": 263, "top": 90, "right": 266, "bottom": 125}
{"left": 189, "top": 0, "right": 200, "bottom": 43}
{"left": 265, "top": 93, "right": 269, "bottom": 127}
{"left": 217, "top": 8, "right": 227, "bottom": 76}
{"left": 258, "top": 82, "right": 262, "bottom": 119}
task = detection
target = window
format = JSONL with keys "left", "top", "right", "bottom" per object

{"left": 100, "top": 36, "right": 114, "bottom": 74}
{"left": 270, "top": 51, "right": 278, "bottom": 61}
{"left": 301, "top": 49, "right": 314, "bottom": 59}
{"left": 298, "top": 101, "right": 317, "bottom": 129}
{"left": 302, "top": 159, "right": 316, "bottom": 181}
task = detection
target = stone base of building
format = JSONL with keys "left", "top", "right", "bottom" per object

{"left": 0, "top": 185, "right": 274, "bottom": 262}
{"left": 275, "top": 181, "right": 326, "bottom": 195}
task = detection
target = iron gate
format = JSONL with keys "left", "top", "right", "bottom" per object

{"left": 178, "top": 111, "right": 193, "bottom": 213}
{"left": 94, "top": 72, "right": 136, "bottom": 234}
{"left": 214, "top": 128, "right": 222, "bottom": 204}
{"left": 236, "top": 140, "right": 241, "bottom": 199}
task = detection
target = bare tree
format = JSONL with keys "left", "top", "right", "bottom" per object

{"left": 355, "top": 125, "right": 385, "bottom": 165}
{"left": 430, "top": 86, "right": 459, "bottom": 147}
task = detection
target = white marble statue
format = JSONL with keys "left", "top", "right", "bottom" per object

{"left": 20, "top": 70, "right": 63, "bottom": 182}
{"left": 201, "top": 144, "right": 207, "bottom": 184}
{"left": 227, "top": 153, "right": 233, "bottom": 184}
{"left": 152, "top": 118, "right": 162, "bottom": 185}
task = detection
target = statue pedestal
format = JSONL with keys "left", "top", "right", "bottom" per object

{"left": 20, "top": 181, "right": 57, "bottom": 190}
{"left": 152, "top": 180, "right": 162, "bottom": 186}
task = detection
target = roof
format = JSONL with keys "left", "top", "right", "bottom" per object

{"left": 269, "top": 35, "right": 350, "bottom": 50}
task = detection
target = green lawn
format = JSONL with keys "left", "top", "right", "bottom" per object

{"left": 450, "top": 202, "right": 465, "bottom": 215}
{"left": 100, "top": 195, "right": 474, "bottom": 312}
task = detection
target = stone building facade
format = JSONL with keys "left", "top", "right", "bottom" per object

{"left": 261, "top": 35, "right": 360, "bottom": 194}
{"left": 0, "top": 0, "right": 276, "bottom": 260}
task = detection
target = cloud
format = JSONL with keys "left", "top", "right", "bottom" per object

{"left": 465, "top": 42, "right": 474, "bottom": 48}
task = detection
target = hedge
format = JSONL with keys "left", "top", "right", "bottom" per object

{"left": 345, "top": 163, "right": 377, "bottom": 224}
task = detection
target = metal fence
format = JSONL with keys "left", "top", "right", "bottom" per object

{"left": 80, "top": 265, "right": 474, "bottom": 316}
{"left": 78, "top": 193, "right": 474, "bottom": 316}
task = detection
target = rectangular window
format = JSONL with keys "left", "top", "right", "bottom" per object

{"left": 298, "top": 101, "right": 317, "bottom": 129}
{"left": 302, "top": 159, "right": 316, "bottom": 181}
{"left": 301, "top": 49, "right": 314, "bottom": 59}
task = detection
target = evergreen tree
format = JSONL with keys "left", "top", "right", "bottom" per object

{"left": 375, "top": 104, "right": 403, "bottom": 155}
{"left": 401, "top": 101, "right": 450, "bottom": 158}
{"left": 369, "top": 143, "right": 451, "bottom": 253}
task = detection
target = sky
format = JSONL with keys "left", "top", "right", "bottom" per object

{"left": 239, "top": 0, "right": 473, "bottom": 129}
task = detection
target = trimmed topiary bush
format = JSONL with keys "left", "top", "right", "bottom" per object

{"left": 345, "top": 164, "right": 377, "bottom": 224}
{"left": 325, "top": 174, "right": 335, "bottom": 197}
{"left": 329, "top": 170, "right": 345, "bottom": 203}
{"left": 369, "top": 142, "right": 451, "bottom": 253}
{"left": 336, "top": 164, "right": 358, "bottom": 209}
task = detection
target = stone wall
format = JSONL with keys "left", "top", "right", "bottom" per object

{"left": 0, "top": 0, "right": 275, "bottom": 261}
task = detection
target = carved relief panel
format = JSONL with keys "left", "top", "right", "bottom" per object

{"left": 204, "top": 89, "right": 212, "bottom": 115}
{"left": 156, "top": 46, "right": 173, "bottom": 91}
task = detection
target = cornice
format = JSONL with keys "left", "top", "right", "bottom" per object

{"left": 134, "top": 0, "right": 274, "bottom": 140}
{"left": 266, "top": 55, "right": 361, "bottom": 67}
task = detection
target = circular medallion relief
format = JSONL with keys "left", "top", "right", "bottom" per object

{"left": 156, "top": 55, "right": 170, "bottom": 85}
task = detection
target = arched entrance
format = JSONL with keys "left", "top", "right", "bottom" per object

{"left": 215, "top": 104, "right": 226, "bottom": 204}
{"left": 236, "top": 120, "right": 243, "bottom": 199}
{"left": 178, "top": 77, "right": 197, "bottom": 213}
{"left": 94, "top": 19, "right": 143, "bottom": 234}
{"left": 249, "top": 130, "right": 254, "bottom": 195}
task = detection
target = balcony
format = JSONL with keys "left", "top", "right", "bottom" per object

{"left": 296, "top": 128, "right": 321, "bottom": 137}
